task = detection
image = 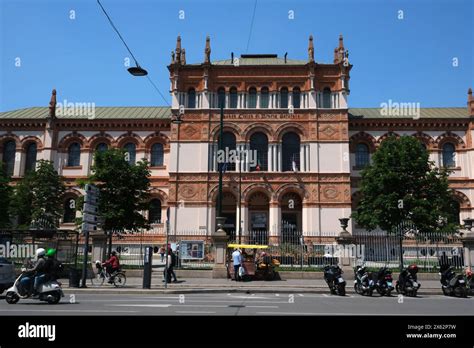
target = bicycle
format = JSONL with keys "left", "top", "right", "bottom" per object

{"left": 90, "top": 261, "right": 126, "bottom": 287}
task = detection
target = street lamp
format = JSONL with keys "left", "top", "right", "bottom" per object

{"left": 216, "top": 106, "right": 225, "bottom": 232}
{"left": 127, "top": 66, "right": 148, "bottom": 76}
{"left": 463, "top": 218, "right": 474, "bottom": 232}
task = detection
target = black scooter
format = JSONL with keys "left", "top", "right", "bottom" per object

{"left": 373, "top": 266, "right": 394, "bottom": 296}
{"left": 323, "top": 265, "right": 346, "bottom": 296}
{"left": 439, "top": 264, "right": 467, "bottom": 297}
{"left": 396, "top": 264, "right": 421, "bottom": 297}
{"left": 354, "top": 265, "right": 374, "bottom": 296}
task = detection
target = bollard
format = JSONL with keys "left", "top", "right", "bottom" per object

{"left": 143, "top": 246, "right": 153, "bottom": 289}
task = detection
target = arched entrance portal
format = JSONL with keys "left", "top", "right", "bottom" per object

{"left": 280, "top": 192, "right": 302, "bottom": 244}
{"left": 221, "top": 192, "right": 237, "bottom": 241}
{"left": 248, "top": 192, "right": 269, "bottom": 244}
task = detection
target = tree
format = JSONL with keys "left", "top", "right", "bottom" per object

{"left": 10, "top": 160, "right": 66, "bottom": 229}
{"left": 352, "top": 135, "right": 458, "bottom": 235}
{"left": 89, "top": 148, "right": 151, "bottom": 253}
{"left": 0, "top": 167, "right": 12, "bottom": 228}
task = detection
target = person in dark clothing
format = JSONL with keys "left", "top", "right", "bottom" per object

{"left": 166, "top": 248, "right": 178, "bottom": 283}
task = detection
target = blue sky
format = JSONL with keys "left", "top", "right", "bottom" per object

{"left": 0, "top": 0, "right": 472, "bottom": 111}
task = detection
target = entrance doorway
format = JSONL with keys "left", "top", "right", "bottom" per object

{"left": 280, "top": 192, "right": 302, "bottom": 244}
{"left": 248, "top": 192, "right": 269, "bottom": 244}
{"left": 221, "top": 192, "right": 236, "bottom": 241}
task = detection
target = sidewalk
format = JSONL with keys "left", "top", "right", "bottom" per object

{"left": 61, "top": 276, "right": 444, "bottom": 295}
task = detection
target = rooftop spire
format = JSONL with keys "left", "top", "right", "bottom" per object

{"left": 48, "top": 89, "right": 57, "bottom": 119}
{"left": 204, "top": 35, "right": 211, "bottom": 64}
{"left": 339, "top": 34, "right": 344, "bottom": 49}
{"left": 308, "top": 35, "right": 314, "bottom": 62}
{"left": 468, "top": 88, "right": 474, "bottom": 116}
{"left": 175, "top": 35, "right": 182, "bottom": 64}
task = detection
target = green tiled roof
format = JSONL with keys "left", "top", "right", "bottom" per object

{"left": 0, "top": 106, "right": 468, "bottom": 120}
{"left": 349, "top": 107, "right": 468, "bottom": 119}
{"left": 212, "top": 57, "right": 308, "bottom": 66}
{"left": 0, "top": 107, "right": 172, "bottom": 120}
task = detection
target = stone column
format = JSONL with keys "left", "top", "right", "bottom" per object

{"left": 90, "top": 232, "right": 108, "bottom": 265}
{"left": 211, "top": 217, "right": 229, "bottom": 278}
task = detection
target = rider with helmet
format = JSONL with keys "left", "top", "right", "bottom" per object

{"left": 25, "top": 248, "right": 47, "bottom": 295}
{"left": 103, "top": 251, "right": 120, "bottom": 283}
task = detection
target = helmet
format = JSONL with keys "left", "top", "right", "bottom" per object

{"left": 408, "top": 264, "right": 418, "bottom": 273}
{"left": 36, "top": 248, "right": 46, "bottom": 258}
{"left": 46, "top": 248, "right": 56, "bottom": 257}
{"left": 466, "top": 269, "right": 473, "bottom": 277}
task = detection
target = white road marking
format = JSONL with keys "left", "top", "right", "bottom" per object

{"left": 0, "top": 309, "right": 138, "bottom": 313}
{"left": 244, "top": 305, "right": 279, "bottom": 308}
{"left": 275, "top": 294, "right": 280, "bottom": 297}
{"left": 108, "top": 304, "right": 172, "bottom": 308}
{"left": 176, "top": 311, "right": 216, "bottom": 314}
{"left": 298, "top": 294, "right": 304, "bottom": 297}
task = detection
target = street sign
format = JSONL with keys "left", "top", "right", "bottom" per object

{"left": 81, "top": 222, "right": 98, "bottom": 232}
{"left": 82, "top": 184, "right": 100, "bottom": 235}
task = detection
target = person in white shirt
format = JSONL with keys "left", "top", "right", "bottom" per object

{"left": 232, "top": 248, "right": 243, "bottom": 281}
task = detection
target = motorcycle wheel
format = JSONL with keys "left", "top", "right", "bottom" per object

{"left": 386, "top": 290, "right": 392, "bottom": 297}
{"left": 46, "top": 291, "right": 61, "bottom": 305}
{"left": 454, "top": 287, "right": 467, "bottom": 298}
{"left": 338, "top": 285, "right": 346, "bottom": 296}
{"left": 5, "top": 291, "right": 20, "bottom": 304}
{"left": 113, "top": 272, "right": 127, "bottom": 288}
{"left": 367, "top": 289, "right": 373, "bottom": 297}
{"left": 395, "top": 283, "right": 401, "bottom": 294}
{"left": 354, "top": 283, "right": 363, "bottom": 295}
{"left": 441, "top": 286, "right": 451, "bottom": 296}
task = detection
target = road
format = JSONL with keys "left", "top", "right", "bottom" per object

{"left": 0, "top": 292, "right": 472, "bottom": 316}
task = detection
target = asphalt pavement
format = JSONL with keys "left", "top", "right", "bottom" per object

{"left": 0, "top": 292, "right": 472, "bottom": 316}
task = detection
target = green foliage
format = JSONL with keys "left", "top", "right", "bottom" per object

{"left": 0, "top": 167, "right": 12, "bottom": 228}
{"left": 352, "top": 136, "right": 458, "bottom": 235}
{"left": 89, "top": 148, "right": 151, "bottom": 234}
{"left": 10, "top": 160, "right": 65, "bottom": 229}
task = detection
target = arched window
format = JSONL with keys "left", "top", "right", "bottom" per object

{"left": 282, "top": 132, "right": 300, "bottom": 171}
{"left": 322, "top": 87, "right": 331, "bottom": 108}
{"left": 260, "top": 87, "right": 269, "bottom": 108}
{"left": 442, "top": 143, "right": 455, "bottom": 167}
{"left": 280, "top": 87, "right": 288, "bottom": 109}
{"left": 96, "top": 143, "right": 108, "bottom": 153}
{"left": 67, "top": 142, "right": 81, "bottom": 167}
{"left": 25, "top": 142, "right": 37, "bottom": 173}
{"left": 124, "top": 143, "right": 136, "bottom": 165}
{"left": 2, "top": 140, "right": 16, "bottom": 176}
{"left": 248, "top": 87, "right": 257, "bottom": 108}
{"left": 292, "top": 87, "right": 301, "bottom": 109}
{"left": 187, "top": 88, "right": 196, "bottom": 109}
{"left": 63, "top": 198, "right": 76, "bottom": 223}
{"left": 151, "top": 143, "right": 164, "bottom": 167}
{"left": 250, "top": 132, "right": 268, "bottom": 171}
{"left": 149, "top": 199, "right": 162, "bottom": 224}
{"left": 229, "top": 87, "right": 238, "bottom": 108}
{"left": 449, "top": 200, "right": 461, "bottom": 225}
{"left": 219, "top": 132, "right": 236, "bottom": 171}
{"left": 355, "top": 143, "right": 370, "bottom": 168}
{"left": 217, "top": 87, "right": 226, "bottom": 109}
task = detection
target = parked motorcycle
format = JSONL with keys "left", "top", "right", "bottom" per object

{"left": 354, "top": 265, "right": 374, "bottom": 296}
{"left": 5, "top": 270, "right": 64, "bottom": 305}
{"left": 323, "top": 265, "right": 346, "bottom": 296}
{"left": 439, "top": 264, "right": 467, "bottom": 298}
{"left": 374, "top": 266, "right": 394, "bottom": 296}
{"left": 396, "top": 264, "right": 421, "bottom": 297}
{"left": 466, "top": 269, "right": 474, "bottom": 296}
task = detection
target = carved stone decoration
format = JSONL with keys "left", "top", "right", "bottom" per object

{"left": 181, "top": 124, "right": 199, "bottom": 139}
{"left": 179, "top": 184, "right": 198, "bottom": 199}
{"left": 322, "top": 185, "right": 340, "bottom": 200}
{"left": 319, "top": 124, "right": 339, "bottom": 139}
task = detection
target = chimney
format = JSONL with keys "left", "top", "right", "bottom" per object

{"left": 48, "top": 89, "right": 57, "bottom": 119}
{"left": 468, "top": 88, "right": 474, "bottom": 116}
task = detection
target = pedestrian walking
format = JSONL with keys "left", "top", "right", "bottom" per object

{"left": 164, "top": 248, "right": 178, "bottom": 283}
{"left": 159, "top": 247, "right": 165, "bottom": 263}
{"left": 232, "top": 248, "right": 243, "bottom": 281}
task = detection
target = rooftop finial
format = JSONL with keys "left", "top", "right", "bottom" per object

{"left": 308, "top": 35, "right": 314, "bottom": 62}
{"left": 49, "top": 89, "right": 57, "bottom": 119}
{"left": 175, "top": 35, "right": 182, "bottom": 63}
{"left": 468, "top": 88, "right": 474, "bottom": 116}
{"left": 204, "top": 35, "right": 211, "bottom": 64}
{"left": 339, "top": 34, "right": 344, "bottom": 49}
{"left": 181, "top": 48, "right": 186, "bottom": 65}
